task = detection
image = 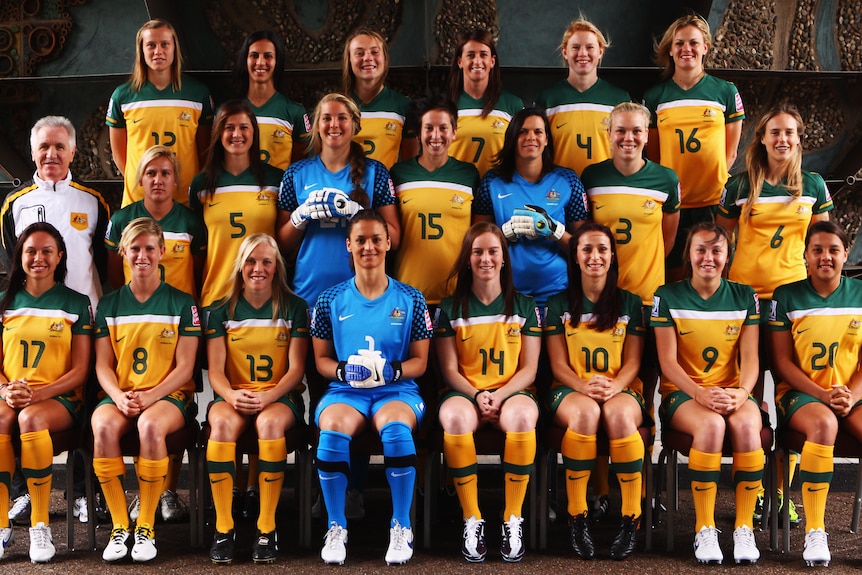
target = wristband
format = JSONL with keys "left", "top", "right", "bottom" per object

{"left": 388, "top": 360, "right": 403, "bottom": 383}
{"left": 474, "top": 389, "right": 485, "bottom": 401}
{"left": 335, "top": 361, "right": 348, "bottom": 382}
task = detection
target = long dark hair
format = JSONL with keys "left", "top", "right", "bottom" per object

{"left": 346, "top": 209, "right": 389, "bottom": 271}
{"left": 447, "top": 29, "right": 502, "bottom": 119}
{"left": 235, "top": 30, "right": 286, "bottom": 95}
{"left": 566, "top": 223, "right": 621, "bottom": 332}
{"left": 0, "top": 222, "right": 68, "bottom": 316}
{"left": 201, "top": 100, "right": 264, "bottom": 200}
{"left": 447, "top": 222, "right": 515, "bottom": 319}
{"left": 493, "top": 107, "right": 555, "bottom": 182}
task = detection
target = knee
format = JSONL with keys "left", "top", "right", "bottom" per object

{"left": 16, "top": 408, "right": 46, "bottom": 433}
{"left": 256, "top": 412, "right": 290, "bottom": 439}
{"left": 809, "top": 414, "right": 839, "bottom": 444}
{"left": 563, "top": 400, "right": 600, "bottom": 430}
{"left": 697, "top": 414, "right": 727, "bottom": 446}
{"left": 439, "top": 407, "right": 475, "bottom": 435}
{"left": 136, "top": 416, "right": 166, "bottom": 445}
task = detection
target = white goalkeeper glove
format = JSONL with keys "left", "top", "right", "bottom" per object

{"left": 511, "top": 204, "right": 565, "bottom": 240}
{"left": 308, "top": 188, "right": 362, "bottom": 219}
{"left": 338, "top": 349, "right": 402, "bottom": 388}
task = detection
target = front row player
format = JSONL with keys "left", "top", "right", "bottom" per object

{"left": 769, "top": 220, "right": 862, "bottom": 567}
{"left": 91, "top": 218, "right": 200, "bottom": 563}
{"left": 651, "top": 222, "right": 764, "bottom": 565}
{"left": 311, "top": 210, "right": 432, "bottom": 566}
{"left": 205, "top": 234, "right": 308, "bottom": 565}
{"left": 435, "top": 222, "right": 541, "bottom": 563}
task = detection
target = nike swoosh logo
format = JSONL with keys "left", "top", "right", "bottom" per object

{"left": 401, "top": 198, "right": 413, "bottom": 204}
{"left": 744, "top": 485, "right": 759, "bottom": 490}
{"left": 566, "top": 331, "right": 578, "bottom": 337}
{"left": 807, "top": 486, "right": 828, "bottom": 492}
{"left": 567, "top": 473, "right": 589, "bottom": 481}
{"left": 619, "top": 477, "right": 637, "bottom": 483}
{"left": 497, "top": 193, "right": 513, "bottom": 199}
{"left": 797, "top": 328, "right": 809, "bottom": 334}
{"left": 659, "top": 117, "right": 668, "bottom": 123}
{"left": 211, "top": 477, "right": 227, "bottom": 484}
{"left": 139, "top": 477, "right": 160, "bottom": 483}
{"left": 461, "top": 336, "right": 473, "bottom": 342}
{"left": 133, "top": 118, "right": 143, "bottom": 124}
{"left": 230, "top": 336, "right": 243, "bottom": 341}
{"left": 456, "top": 478, "right": 475, "bottom": 486}
{"left": 693, "top": 485, "right": 714, "bottom": 491}
{"left": 304, "top": 183, "right": 318, "bottom": 190}
{"left": 391, "top": 470, "right": 412, "bottom": 477}
{"left": 216, "top": 537, "right": 230, "bottom": 545}
{"left": 115, "top": 336, "right": 126, "bottom": 343}
{"left": 33, "top": 479, "right": 51, "bottom": 486}
{"left": 208, "top": 202, "right": 221, "bottom": 208}
{"left": 320, "top": 475, "right": 337, "bottom": 481}
{"left": 338, "top": 314, "right": 354, "bottom": 321}
{"left": 679, "top": 331, "right": 693, "bottom": 336}
{"left": 508, "top": 477, "right": 527, "bottom": 483}
{"left": 555, "top": 123, "right": 567, "bottom": 129}
{"left": 263, "top": 476, "right": 281, "bottom": 483}
{"left": 593, "top": 205, "right": 604, "bottom": 210}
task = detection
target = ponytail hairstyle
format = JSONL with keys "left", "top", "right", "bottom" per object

{"left": 309, "top": 93, "right": 370, "bottom": 208}
{"left": 565, "top": 222, "right": 622, "bottom": 332}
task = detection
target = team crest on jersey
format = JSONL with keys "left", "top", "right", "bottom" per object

{"left": 796, "top": 205, "right": 810, "bottom": 216}
{"left": 178, "top": 111, "right": 192, "bottom": 123}
{"left": 389, "top": 307, "right": 406, "bottom": 326}
{"left": 612, "top": 325, "right": 625, "bottom": 339}
{"left": 384, "top": 122, "right": 398, "bottom": 134}
{"left": 702, "top": 108, "right": 717, "bottom": 122}
{"left": 492, "top": 119, "right": 506, "bottom": 131}
{"left": 172, "top": 243, "right": 186, "bottom": 253}
{"left": 641, "top": 199, "right": 657, "bottom": 214}
{"left": 849, "top": 318, "right": 861, "bottom": 335}
{"left": 48, "top": 321, "right": 65, "bottom": 335}
{"left": 450, "top": 194, "right": 465, "bottom": 209}
{"left": 506, "top": 326, "right": 522, "bottom": 341}
{"left": 272, "top": 128, "right": 287, "bottom": 140}
{"left": 159, "top": 328, "right": 176, "bottom": 340}
{"left": 724, "top": 324, "right": 740, "bottom": 339}
{"left": 545, "top": 188, "right": 561, "bottom": 205}
{"left": 257, "top": 190, "right": 275, "bottom": 203}
{"left": 70, "top": 212, "right": 88, "bottom": 231}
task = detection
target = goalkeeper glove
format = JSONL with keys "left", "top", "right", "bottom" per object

{"left": 308, "top": 188, "right": 362, "bottom": 219}
{"left": 343, "top": 349, "right": 402, "bottom": 388}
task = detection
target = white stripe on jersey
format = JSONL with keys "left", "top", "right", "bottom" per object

{"left": 395, "top": 181, "right": 474, "bottom": 196}
{"left": 546, "top": 103, "right": 614, "bottom": 116}
{"left": 107, "top": 314, "right": 181, "bottom": 326}
{"left": 787, "top": 307, "right": 862, "bottom": 321}
{"left": 121, "top": 99, "right": 204, "bottom": 112}
{"left": 656, "top": 99, "right": 727, "bottom": 113}
{"left": 669, "top": 309, "right": 748, "bottom": 321}
{"left": 450, "top": 314, "right": 527, "bottom": 328}
{"left": 587, "top": 185, "right": 670, "bottom": 202}
{"left": 224, "top": 318, "right": 292, "bottom": 330}
{"left": 4, "top": 307, "right": 80, "bottom": 322}
{"left": 361, "top": 111, "right": 406, "bottom": 123}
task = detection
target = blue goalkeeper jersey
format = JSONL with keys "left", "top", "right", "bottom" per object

{"left": 475, "top": 167, "right": 588, "bottom": 304}
{"left": 278, "top": 155, "right": 396, "bottom": 307}
{"left": 310, "top": 276, "right": 433, "bottom": 389}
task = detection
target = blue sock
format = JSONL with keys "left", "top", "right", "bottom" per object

{"left": 317, "top": 430, "right": 351, "bottom": 527}
{"left": 380, "top": 421, "right": 416, "bottom": 528}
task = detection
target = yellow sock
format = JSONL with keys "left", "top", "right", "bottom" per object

{"left": 732, "top": 449, "right": 764, "bottom": 528}
{"left": 21, "top": 429, "right": 53, "bottom": 525}
{"left": 207, "top": 440, "right": 237, "bottom": 533}
{"left": 94, "top": 457, "right": 129, "bottom": 530}
{"left": 257, "top": 438, "right": 286, "bottom": 533}
{"left": 561, "top": 429, "right": 595, "bottom": 517}
{"left": 688, "top": 449, "right": 721, "bottom": 531}
{"left": 165, "top": 452, "right": 182, "bottom": 493}
{"left": 800, "top": 441, "right": 833, "bottom": 531}
{"left": 503, "top": 430, "right": 536, "bottom": 519}
{"left": 247, "top": 455, "right": 260, "bottom": 490}
{"left": 443, "top": 432, "right": 481, "bottom": 520}
{"left": 592, "top": 456, "right": 610, "bottom": 497}
{"left": 137, "top": 457, "right": 168, "bottom": 529}
{"left": 767, "top": 450, "right": 799, "bottom": 498}
{"left": 0, "top": 434, "right": 13, "bottom": 526}
{"left": 610, "top": 432, "right": 644, "bottom": 518}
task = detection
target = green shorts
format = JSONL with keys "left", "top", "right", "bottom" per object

{"left": 438, "top": 387, "right": 537, "bottom": 414}
{"left": 53, "top": 390, "right": 84, "bottom": 422}
{"left": 666, "top": 205, "right": 717, "bottom": 269}
{"left": 212, "top": 389, "right": 304, "bottom": 423}
{"left": 97, "top": 388, "right": 195, "bottom": 422}
{"left": 660, "top": 389, "right": 769, "bottom": 429}
{"left": 546, "top": 386, "right": 654, "bottom": 429}
{"left": 776, "top": 390, "right": 862, "bottom": 429}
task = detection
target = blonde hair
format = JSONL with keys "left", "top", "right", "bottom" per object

{"left": 135, "top": 145, "right": 180, "bottom": 190}
{"left": 653, "top": 14, "right": 711, "bottom": 79}
{"left": 739, "top": 104, "right": 805, "bottom": 219}
{"left": 131, "top": 19, "right": 183, "bottom": 92}
{"left": 606, "top": 101, "right": 651, "bottom": 131}
{"left": 559, "top": 18, "right": 610, "bottom": 61}
{"left": 342, "top": 29, "right": 390, "bottom": 96}
{"left": 119, "top": 217, "right": 165, "bottom": 254}
{"left": 224, "top": 234, "right": 293, "bottom": 320}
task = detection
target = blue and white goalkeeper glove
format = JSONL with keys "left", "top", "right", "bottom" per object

{"left": 340, "top": 349, "right": 402, "bottom": 388}
{"left": 308, "top": 188, "right": 362, "bottom": 219}
{"left": 510, "top": 204, "right": 565, "bottom": 240}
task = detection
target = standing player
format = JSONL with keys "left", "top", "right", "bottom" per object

{"left": 91, "top": 218, "right": 200, "bottom": 563}
{"left": 717, "top": 104, "right": 832, "bottom": 525}
{"left": 0, "top": 223, "right": 92, "bottom": 563}
{"left": 237, "top": 30, "right": 310, "bottom": 170}
{"left": 643, "top": 14, "right": 744, "bottom": 281}
{"left": 107, "top": 19, "right": 213, "bottom": 207}
{"left": 343, "top": 29, "right": 418, "bottom": 168}
{"left": 447, "top": 29, "right": 523, "bottom": 177}
{"left": 537, "top": 18, "right": 631, "bottom": 176}
{"left": 390, "top": 93, "right": 480, "bottom": 307}
{"left": 190, "top": 100, "right": 282, "bottom": 308}
{"left": 651, "top": 222, "right": 763, "bottom": 565}
{"left": 205, "top": 234, "right": 308, "bottom": 565}
{"left": 769, "top": 221, "right": 862, "bottom": 567}
{"left": 474, "top": 108, "right": 588, "bottom": 308}
{"left": 545, "top": 223, "right": 647, "bottom": 561}
{"left": 435, "top": 222, "right": 541, "bottom": 563}
{"left": 312, "top": 210, "right": 432, "bottom": 566}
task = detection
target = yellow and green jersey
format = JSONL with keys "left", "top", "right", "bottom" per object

{"left": 651, "top": 278, "right": 759, "bottom": 394}
{"left": 643, "top": 74, "right": 744, "bottom": 208}
{"left": 719, "top": 170, "right": 833, "bottom": 299}
{"left": 1, "top": 283, "right": 92, "bottom": 399}
{"left": 582, "top": 158, "right": 681, "bottom": 305}
{"left": 95, "top": 282, "right": 200, "bottom": 393}
{"left": 770, "top": 277, "right": 862, "bottom": 400}
{"left": 435, "top": 291, "right": 541, "bottom": 391}
{"left": 247, "top": 91, "right": 310, "bottom": 170}
{"left": 390, "top": 156, "right": 479, "bottom": 304}
{"left": 449, "top": 91, "right": 524, "bottom": 177}
{"left": 537, "top": 78, "right": 630, "bottom": 175}
{"left": 204, "top": 294, "right": 309, "bottom": 393}
{"left": 544, "top": 288, "right": 645, "bottom": 395}
{"left": 352, "top": 86, "right": 413, "bottom": 169}
{"left": 106, "top": 76, "right": 214, "bottom": 207}
{"left": 189, "top": 165, "right": 282, "bottom": 307}
{"left": 104, "top": 200, "right": 206, "bottom": 297}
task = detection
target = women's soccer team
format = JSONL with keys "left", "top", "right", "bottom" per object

{"left": 0, "top": 12, "right": 857, "bottom": 571}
